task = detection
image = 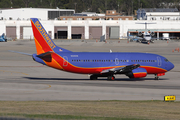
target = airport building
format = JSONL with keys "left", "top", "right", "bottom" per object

{"left": 0, "top": 8, "right": 75, "bottom": 20}
{"left": 0, "top": 8, "right": 180, "bottom": 40}
{"left": 137, "top": 8, "right": 180, "bottom": 20}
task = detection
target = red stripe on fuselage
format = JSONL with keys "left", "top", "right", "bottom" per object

{"left": 140, "top": 66, "right": 167, "bottom": 74}
{"left": 133, "top": 72, "right": 147, "bottom": 78}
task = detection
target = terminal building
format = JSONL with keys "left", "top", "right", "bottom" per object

{"left": 0, "top": 8, "right": 180, "bottom": 40}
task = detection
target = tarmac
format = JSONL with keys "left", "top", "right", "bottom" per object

{"left": 0, "top": 39, "right": 180, "bottom": 101}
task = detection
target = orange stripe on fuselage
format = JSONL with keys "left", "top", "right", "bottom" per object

{"left": 43, "top": 56, "right": 63, "bottom": 70}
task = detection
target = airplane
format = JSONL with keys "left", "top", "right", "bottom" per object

{"left": 128, "top": 22, "right": 156, "bottom": 44}
{"left": 30, "top": 18, "right": 174, "bottom": 80}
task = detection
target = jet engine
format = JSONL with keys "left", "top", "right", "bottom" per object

{"left": 138, "top": 32, "right": 143, "bottom": 36}
{"left": 125, "top": 68, "right": 147, "bottom": 78}
{"left": 150, "top": 32, "right": 155, "bottom": 36}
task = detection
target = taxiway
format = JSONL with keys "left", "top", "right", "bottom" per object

{"left": 0, "top": 40, "right": 179, "bottom": 101}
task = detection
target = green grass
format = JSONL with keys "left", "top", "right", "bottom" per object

{"left": 0, "top": 113, "right": 150, "bottom": 120}
{"left": 0, "top": 100, "right": 179, "bottom": 120}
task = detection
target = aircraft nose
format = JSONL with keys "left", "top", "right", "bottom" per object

{"left": 168, "top": 62, "right": 174, "bottom": 71}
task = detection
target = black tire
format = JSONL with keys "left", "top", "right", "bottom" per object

{"left": 154, "top": 76, "right": 159, "bottom": 80}
{"left": 107, "top": 76, "right": 115, "bottom": 81}
{"left": 90, "top": 75, "right": 97, "bottom": 80}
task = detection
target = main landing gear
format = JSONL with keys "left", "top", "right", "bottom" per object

{"left": 90, "top": 75, "right": 98, "bottom": 80}
{"left": 107, "top": 75, "right": 115, "bottom": 81}
{"left": 90, "top": 74, "right": 115, "bottom": 81}
{"left": 154, "top": 74, "right": 159, "bottom": 80}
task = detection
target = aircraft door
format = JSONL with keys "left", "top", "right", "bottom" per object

{"left": 157, "top": 56, "right": 161, "bottom": 67}
{"left": 63, "top": 56, "right": 68, "bottom": 67}
{"left": 115, "top": 58, "right": 119, "bottom": 65}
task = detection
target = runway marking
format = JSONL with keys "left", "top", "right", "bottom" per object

{"left": 0, "top": 70, "right": 29, "bottom": 75}
{"left": 38, "top": 84, "right": 51, "bottom": 90}
{"left": 68, "top": 43, "right": 74, "bottom": 46}
{"left": 24, "top": 84, "right": 52, "bottom": 93}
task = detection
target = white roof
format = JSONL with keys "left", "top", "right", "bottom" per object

{"left": 146, "top": 12, "right": 180, "bottom": 16}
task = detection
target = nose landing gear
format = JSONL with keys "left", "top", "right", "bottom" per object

{"left": 154, "top": 74, "right": 159, "bottom": 80}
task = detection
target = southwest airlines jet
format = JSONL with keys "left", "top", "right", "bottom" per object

{"left": 30, "top": 18, "right": 174, "bottom": 80}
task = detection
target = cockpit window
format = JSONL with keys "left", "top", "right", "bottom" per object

{"left": 165, "top": 59, "right": 169, "bottom": 62}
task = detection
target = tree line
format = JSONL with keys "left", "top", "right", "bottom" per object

{"left": 0, "top": 0, "right": 180, "bottom": 15}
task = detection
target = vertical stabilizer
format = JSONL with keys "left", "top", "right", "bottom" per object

{"left": 30, "top": 18, "right": 71, "bottom": 55}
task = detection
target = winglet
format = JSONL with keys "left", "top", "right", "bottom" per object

{"left": 30, "top": 18, "right": 71, "bottom": 55}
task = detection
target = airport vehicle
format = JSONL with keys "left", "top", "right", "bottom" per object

{"left": 163, "top": 33, "right": 170, "bottom": 40}
{"left": 0, "top": 33, "right": 7, "bottom": 42}
{"left": 30, "top": 18, "right": 174, "bottom": 80}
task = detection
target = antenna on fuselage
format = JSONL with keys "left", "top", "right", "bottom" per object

{"left": 110, "top": 49, "right": 112, "bottom": 53}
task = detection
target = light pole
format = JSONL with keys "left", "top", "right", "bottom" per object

{"left": 118, "top": 3, "right": 119, "bottom": 13}
{"left": 74, "top": 3, "right": 77, "bottom": 13}
{"left": 132, "top": 1, "right": 133, "bottom": 16}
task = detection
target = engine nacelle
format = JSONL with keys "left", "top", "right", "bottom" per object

{"left": 126, "top": 68, "right": 147, "bottom": 78}
{"left": 138, "top": 32, "right": 142, "bottom": 36}
{"left": 150, "top": 32, "right": 155, "bottom": 36}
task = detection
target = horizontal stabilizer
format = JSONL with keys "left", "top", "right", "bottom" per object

{"left": 9, "top": 50, "right": 32, "bottom": 56}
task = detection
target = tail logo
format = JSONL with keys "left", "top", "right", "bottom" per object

{"left": 34, "top": 20, "right": 56, "bottom": 49}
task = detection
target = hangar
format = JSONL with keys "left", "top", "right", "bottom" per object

{"left": 3, "top": 20, "right": 180, "bottom": 40}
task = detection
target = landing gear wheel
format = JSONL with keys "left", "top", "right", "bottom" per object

{"left": 154, "top": 76, "right": 159, "bottom": 80}
{"left": 107, "top": 76, "right": 115, "bottom": 81}
{"left": 90, "top": 75, "right": 97, "bottom": 80}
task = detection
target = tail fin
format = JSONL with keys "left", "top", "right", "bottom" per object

{"left": 30, "top": 18, "right": 71, "bottom": 55}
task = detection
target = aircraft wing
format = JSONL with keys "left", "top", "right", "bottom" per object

{"left": 101, "top": 64, "right": 140, "bottom": 74}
